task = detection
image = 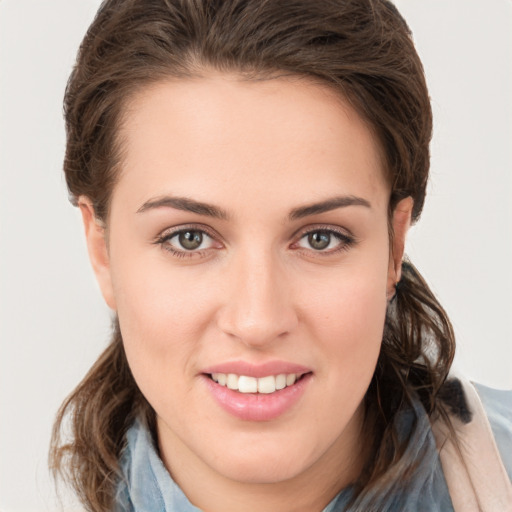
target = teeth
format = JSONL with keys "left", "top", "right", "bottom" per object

{"left": 286, "top": 374, "right": 296, "bottom": 386}
{"left": 257, "top": 375, "right": 276, "bottom": 394}
{"left": 238, "top": 376, "right": 258, "bottom": 393}
{"left": 210, "top": 372, "right": 303, "bottom": 394}
{"left": 275, "top": 374, "right": 286, "bottom": 390}
{"left": 227, "top": 373, "right": 238, "bottom": 390}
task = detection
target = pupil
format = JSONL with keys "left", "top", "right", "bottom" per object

{"left": 309, "top": 232, "right": 330, "bottom": 250}
{"left": 179, "top": 231, "right": 203, "bottom": 250}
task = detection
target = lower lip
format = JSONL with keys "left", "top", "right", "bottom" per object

{"left": 202, "top": 373, "right": 312, "bottom": 421}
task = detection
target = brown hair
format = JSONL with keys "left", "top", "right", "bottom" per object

{"left": 50, "top": 1, "right": 457, "bottom": 510}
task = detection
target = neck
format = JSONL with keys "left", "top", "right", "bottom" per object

{"left": 158, "top": 405, "right": 367, "bottom": 512}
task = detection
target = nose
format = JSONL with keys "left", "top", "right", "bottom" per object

{"left": 216, "top": 251, "right": 299, "bottom": 348}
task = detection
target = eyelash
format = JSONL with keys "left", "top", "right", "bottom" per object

{"left": 154, "top": 225, "right": 356, "bottom": 259}
{"left": 153, "top": 224, "right": 219, "bottom": 259}
{"left": 292, "top": 227, "right": 356, "bottom": 256}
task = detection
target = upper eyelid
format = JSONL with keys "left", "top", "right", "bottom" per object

{"left": 154, "top": 223, "right": 355, "bottom": 247}
{"left": 291, "top": 223, "right": 355, "bottom": 241}
{"left": 155, "top": 225, "right": 221, "bottom": 258}
{"left": 292, "top": 228, "right": 357, "bottom": 258}
{"left": 156, "top": 223, "right": 221, "bottom": 242}
{"left": 294, "top": 229, "right": 354, "bottom": 248}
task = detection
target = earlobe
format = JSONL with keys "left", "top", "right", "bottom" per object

{"left": 387, "top": 197, "right": 413, "bottom": 299}
{"left": 78, "top": 197, "right": 117, "bottom": 310}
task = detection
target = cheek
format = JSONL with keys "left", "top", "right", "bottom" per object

{"left": 112, "top": 245, "right": 214, "bottom": 331}
{"left": 303, "top": 256, "right": 389, "bottom": 379}
{"left": 109, "top": 252, "right": 220, "bottom": 395}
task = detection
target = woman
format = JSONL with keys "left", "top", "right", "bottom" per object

{"left": 49, "top": 0, "right": 512, "bottom": 511}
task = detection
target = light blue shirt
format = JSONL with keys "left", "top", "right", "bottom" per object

{"left": 114, "top": 383, "right": 512, "bottom": 511}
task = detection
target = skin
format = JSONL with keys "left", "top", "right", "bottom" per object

{"left": 80, "top": 73, "right": 413, "bottom": 512}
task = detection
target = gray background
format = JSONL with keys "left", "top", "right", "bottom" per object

{"left": 1, "top": 0, "right": 511, "bottom": 510}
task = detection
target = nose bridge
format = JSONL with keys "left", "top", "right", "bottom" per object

{"left": 217, "top": 248, "right": 297, "bottom": 347}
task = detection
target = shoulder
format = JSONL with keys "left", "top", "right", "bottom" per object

{"left": 474, "top": 382, "right": 512, "bottom": 479}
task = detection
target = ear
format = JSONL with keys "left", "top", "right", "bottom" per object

{"left": 78, "top": 197, "right": 117, "bottom": 310}
{"left": 387, "top": 197, "right": 413, "bottom": 300}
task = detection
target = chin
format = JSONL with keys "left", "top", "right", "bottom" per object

{"left": 205, "top": 434, "right": 319, "bottom": 485}
{"left": 215, "top": 455, "right": 309, "bottom": 485}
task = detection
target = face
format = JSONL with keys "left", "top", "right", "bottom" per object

{"left": 82, "top": 73, "right": 411, "bottom": 499}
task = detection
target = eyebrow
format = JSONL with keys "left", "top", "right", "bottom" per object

{"left": 288, "top": 195, "right": 371, "bottom": 220}
{"left": 136, "top": 194, "right": 371, "bottom": 220}
{"left": 136, "top": 196, "right": 229, "bottom": 220}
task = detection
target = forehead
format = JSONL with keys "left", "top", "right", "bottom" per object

{"left": 113, "top": 73, "right": 389, "bottom": 216}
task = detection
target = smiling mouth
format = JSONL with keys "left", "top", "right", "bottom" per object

{"left": 207, "top": 372, "right": 310, "bottom": 394}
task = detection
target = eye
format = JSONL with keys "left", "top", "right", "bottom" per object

{"left": 295, "top": 229, "right": 354, "bottom": 253}
{"left": 174, "top": 230, "right": 207, "bottom": 250}
{"left": 156, "top": 226, "right": 220, "bottom": 257}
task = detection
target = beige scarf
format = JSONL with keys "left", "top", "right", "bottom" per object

{"left": 432, "top": 377, "right": 512, "bottom": 511}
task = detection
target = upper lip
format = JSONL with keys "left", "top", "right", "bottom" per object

{"left": 202, "top": 360, "right": 312, "bottom": 378}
